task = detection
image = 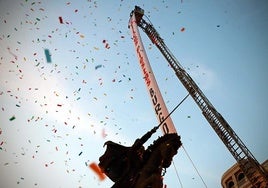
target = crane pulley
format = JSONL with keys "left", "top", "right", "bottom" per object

{"left": 129, "top": 5, "right": 268, "bottom": 188}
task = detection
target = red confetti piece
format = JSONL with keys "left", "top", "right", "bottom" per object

{"left": 59, "top": 16, "right": 63, "bottom": 24}
{"left": 105, "top": 43, "right": 110, "bottom": 49}
{"left": 180, "top": 27, "right": 185, "bottom": 32}
{"left": 89, "top": 162, "right": 106, "bottom": 181}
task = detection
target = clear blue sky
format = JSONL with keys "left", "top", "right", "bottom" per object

{"left": 0, "top": 0, "right": 268, "bottom": 187}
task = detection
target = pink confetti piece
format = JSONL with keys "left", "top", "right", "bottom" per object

{"left": 102, "top": 128, "right": 107, "bottom": 138}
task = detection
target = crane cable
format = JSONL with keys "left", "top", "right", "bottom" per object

{"left": 182, "top": 145, "right": 208, "bottom": 188}
{"left": 172, "top": 160, "right": 184, "bottom": 188}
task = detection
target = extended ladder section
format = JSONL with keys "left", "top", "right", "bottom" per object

{"left": 131, "top": 6, "right": 268, "bottom": 188}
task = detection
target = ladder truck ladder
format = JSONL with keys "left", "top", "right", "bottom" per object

{"left": 131, "top": 6, "right": 268, "bottom": 188}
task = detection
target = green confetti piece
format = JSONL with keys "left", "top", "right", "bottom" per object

{"left": 44, "top": 49, "right": 52, "bottom": 63}
{"left": 9, "top": 115, "right": 16, "bottom": 121}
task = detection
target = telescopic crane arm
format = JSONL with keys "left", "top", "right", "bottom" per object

{"left": 130, "top": 6, "right": 268, "bottom": 188}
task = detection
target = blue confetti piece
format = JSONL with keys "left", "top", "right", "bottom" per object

{"left": 95, "top": 64, "right": 102, "bottom": 70}
{"left": 44, "top": 49, "right": 52, "bottom": 63}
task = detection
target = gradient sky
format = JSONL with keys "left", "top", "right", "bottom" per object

{"left": 0, "top": 0, "right": 268, "bottom": 187}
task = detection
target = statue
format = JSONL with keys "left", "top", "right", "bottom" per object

{"left": 98, "top": 126, "right": 182, "bottom": 188}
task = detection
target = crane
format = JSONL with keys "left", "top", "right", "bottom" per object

{"left": 129, "top": 6, "right": 268, "bottom": 188}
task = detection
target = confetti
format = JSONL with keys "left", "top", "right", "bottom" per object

{"left": 89, "top": 162, "right": 106, "bottom": 181}
{"left": 95, "top": 64, "right": 103, "bottom": 70}
{"left": 59, "top": 16, "right": 63, "bottom": 24}
{"left": 44, "top": 49, "right": 52, "bottom": 63}
{"left": 102, "top": 39, "right": 110, "bottom": 49}
{"left": 9, "top": 115, "right": 16, "bottom": 121}
{"left": 180, "top": 27, "right": 185, "bottom": 32}
{"left": 102, "top": 128, "right": 107, "bottom": 138}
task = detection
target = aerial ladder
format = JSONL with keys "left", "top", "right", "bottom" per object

{"left": 129, "top": 6, "right": 268, "bottom": 188}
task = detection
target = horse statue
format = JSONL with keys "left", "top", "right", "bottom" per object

{"left": 98, "top": 126, "right": 182, "bottom": 188}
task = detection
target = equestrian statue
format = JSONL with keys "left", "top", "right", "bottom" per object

{"left": 98, "top": 125, "right": 182, "bottom": 188}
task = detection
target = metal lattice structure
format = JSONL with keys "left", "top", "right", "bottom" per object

{"left": 130, "top": 6, "right": 268, "bottom": 188}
